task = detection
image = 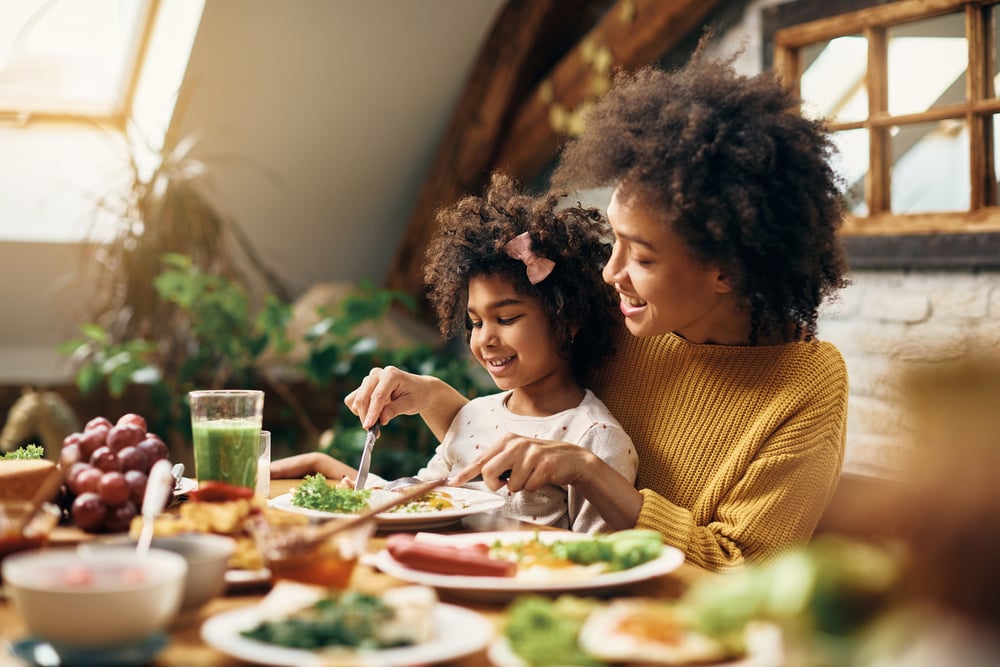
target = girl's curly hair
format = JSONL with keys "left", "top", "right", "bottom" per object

{"left": 424, "top": 172, "right": 620, "bottom": 383}
{"left": 551, "top": 51, "right": 850, "bottom": 343}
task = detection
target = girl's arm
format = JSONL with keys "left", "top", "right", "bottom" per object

{"left": 344, "top": 366, "right": 469, "bottom": 440}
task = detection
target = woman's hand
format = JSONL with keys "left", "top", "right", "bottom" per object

{"left": 343, "top": 366, "right": 470, "bottom": 439}
{"left": 450, "top": 432, "right": 644, "bottom": 530}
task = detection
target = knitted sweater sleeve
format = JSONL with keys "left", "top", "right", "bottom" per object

{"left": 636, "top": 409, "right": 844, "bottom": 571}
{"left": 590, "top": 330, "right": 848, "bottom": 572}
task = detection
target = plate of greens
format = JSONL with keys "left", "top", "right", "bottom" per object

{"left": 201, "top": 587, "right": 493, "bottom": 667}
{"left": 268, "top": 474, "right": 506, "bottom": 530}
{"left": 372, "top": 530, "right": 685, "bottom": 602}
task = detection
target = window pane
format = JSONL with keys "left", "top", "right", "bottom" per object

{"left": 890, "top": 119, "right": 969, "bottom": 213}
{"left": 800, "top": 35, "right": 868, "bottom": 123}
{"left": 887, "top": 13, "right": 967, "bottom": 116}
{"left": 830, "top": 129, "right": 869, "bottom": 216}
{"left": 0, "top": 0, "right": 151, "bottom": 116}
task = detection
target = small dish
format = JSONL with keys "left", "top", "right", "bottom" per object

{"left": 9, "top": 632, "right": 168, "bottom": 667}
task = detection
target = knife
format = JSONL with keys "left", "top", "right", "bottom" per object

{"left": 354, "top": 423, "right": 380, "bottom": 489}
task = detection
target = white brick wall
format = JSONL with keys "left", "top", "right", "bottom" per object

{"left": 819, "top": 271, "right": 1000, "bottom": 478}
{"left": 713, "top": 1, "right": 1000, "bottom": 481}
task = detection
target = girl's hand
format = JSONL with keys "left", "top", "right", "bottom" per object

{"left": 344, "top": 366, "right": 471, "bottom": 440}
{"left": 450, "top": 432, "right": 644, "bottom": 530}
{"left": 344, "top": 366, "right": 430, "bottom": 429}
{"left": 449, "top": 432, "right": 595, "bottom": 492}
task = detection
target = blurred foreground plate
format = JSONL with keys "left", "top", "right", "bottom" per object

{"left": 487, "top": 621, "right": 784, "bottom": 667}
{"left": 201, "top": 601, "right": 492, "bottom": 666}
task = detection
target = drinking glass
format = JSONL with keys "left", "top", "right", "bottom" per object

{"left": 256, "top": 430, "right": 271, "bottom": 499}
{"left": 188, "top": 390, "right": 264, "bottom": 489}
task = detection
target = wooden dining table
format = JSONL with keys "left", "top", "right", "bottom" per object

{"left": 0, "top": 479, "right": 712, "bottom": 667}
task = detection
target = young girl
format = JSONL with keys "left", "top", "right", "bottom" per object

{"left": 274, "top": 173, "right": 637, "bottom": 533}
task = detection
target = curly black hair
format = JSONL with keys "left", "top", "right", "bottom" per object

{"left": 551, "top": 51, "right": 850, "bottom": 344}
{"left": 424, "top": 172, "right": 620, "bottom": 384}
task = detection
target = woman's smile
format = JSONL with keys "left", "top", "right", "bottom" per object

{"left": 617, "top": 292, "right": 648, "bottom": 317}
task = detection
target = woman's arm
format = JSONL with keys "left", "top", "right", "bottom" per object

{"left": 269, "top": 452, "right": 356, "bottom": 481}
{"left": 344, "top": 366, "right": 469, "bottom": 440}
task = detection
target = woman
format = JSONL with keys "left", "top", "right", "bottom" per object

{"left": 346, "top": 51, "right": 850, "bottom": 571}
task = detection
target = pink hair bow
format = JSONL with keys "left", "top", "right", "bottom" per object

{"left": 503, "top": 232, "right": 555, "bottom": 285}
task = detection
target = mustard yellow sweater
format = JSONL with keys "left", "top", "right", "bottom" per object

{"left": 589, "top": 329, "right": 847, "bottom": 572}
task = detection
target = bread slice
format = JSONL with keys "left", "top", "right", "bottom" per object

{"left": 0, "top": 459, "right": 59, "bottom": 501}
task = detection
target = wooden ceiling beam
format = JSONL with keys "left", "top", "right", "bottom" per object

{"left": 383, "top": 0, "right": 568, "bottom": 297}
{"left": 385, "top": 0, "right": 720, "bottom": 309}
{"left": 495, "top": 0, "right": 720, "bottom": 180}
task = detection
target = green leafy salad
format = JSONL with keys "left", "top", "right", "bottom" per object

{"left": 504, "top": 596, "right": 605, "bottom": 667}
{"left": 242, "top": 591, "right": 400, "bottom": 650}
{"left": 0, "top": 444, "right": 44, "bottom": 460}
{"left": 290, "top": 473, "right": 371, "bottom": 513}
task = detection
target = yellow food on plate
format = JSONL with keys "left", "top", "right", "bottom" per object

{"left": 129, "top": 497, "right": 307, "bottom": 571}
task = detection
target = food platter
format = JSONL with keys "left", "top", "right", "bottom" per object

{"left": 268, "top": 486, "right": 506, "bottom": 530}
{"left": 201, "top": 601, "right": 493, "bottom": 667}
{"left": 371, "top": 530, "right": 686, "bottom": 602}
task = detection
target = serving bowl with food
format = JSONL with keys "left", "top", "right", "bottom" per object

{"left": 2, "top": 546, "right": 187, "bottom": 663}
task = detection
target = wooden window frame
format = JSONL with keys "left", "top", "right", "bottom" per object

{"left": 764, "top": 0, "right": 1000, "bottom": 270}
{"left": 0, "top": 0, "right": 156, "bottom": 127}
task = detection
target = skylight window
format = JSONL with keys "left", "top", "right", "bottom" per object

{"left": 0, "top": 0, "right": 153, "bottom": 119}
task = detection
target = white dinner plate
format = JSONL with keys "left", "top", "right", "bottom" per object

{"left": 173, "top": 476, "right": 197, "bottom": 496}
{"left": 269, "top": 486, "right": 506, "bottom": 530}
{"left": 201, "top": 601, "right": 494, "bottom": 667}
{"left": 372, "top": 530, "right": 686, "bottom": 602}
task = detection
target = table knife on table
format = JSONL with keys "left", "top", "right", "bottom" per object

{"left": 354, "top": 423, "right": 380, "bottom": 489}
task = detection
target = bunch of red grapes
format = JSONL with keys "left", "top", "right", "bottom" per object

{"left": 59, "top": 413, "right": 171, "bottom": 533}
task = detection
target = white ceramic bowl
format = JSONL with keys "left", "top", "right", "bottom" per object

{"left": 80, "top": 533, "right": 236, "bottom": 611}
{"left": 2, "top": 546, "right": 187, "bottom": 648}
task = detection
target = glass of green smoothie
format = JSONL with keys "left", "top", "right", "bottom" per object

{"left": 189, "top": 390, "right": 264, "bottom": 490}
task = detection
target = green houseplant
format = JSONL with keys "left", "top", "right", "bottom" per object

{"left": 61, "top": 254, "right": 491, "bottom": 477}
